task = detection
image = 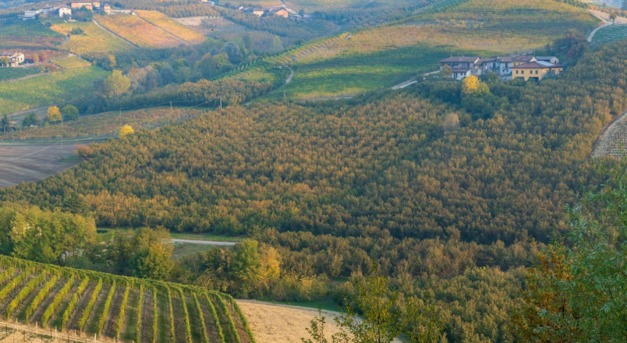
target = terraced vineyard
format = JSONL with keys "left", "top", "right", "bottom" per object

{"left": 0, "top": 255, "right": 254, "bottom": 343}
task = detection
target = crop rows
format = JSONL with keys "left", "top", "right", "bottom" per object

{"left": 0, "top": 255, "right": 254, "bottom": 343}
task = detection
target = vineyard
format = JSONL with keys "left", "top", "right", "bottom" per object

{"left": 135, "top": 10, "right": 206, "bottom": 44}
{"left": 592, "top": 24, "right": 627, "bottom": 45}
{"left": 95, "top": 12, "right": 203, "bottom": 48}
{"left": 0, "top": 255, "right": 255, "bottom": 343}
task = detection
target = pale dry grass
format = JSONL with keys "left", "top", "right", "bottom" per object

{"left": 95, "top": 14, "right": 183, "bottom": 48}
{"left": 135, "top": 10, "right": 206, "bottom": 44}
{"left": 236, "top": 300, "right": 344, "bottom": 343}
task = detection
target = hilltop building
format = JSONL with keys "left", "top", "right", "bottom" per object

{"left": 440, "top": 55, "right": 559, "bottom": 80}
{"left": 0, "top": 52, "right": 25, "bottom": 67}
{"left": 512, "top": 61, "right": 563, "bottom": 81}
{"left": 59, "top": 7, "right": 72, "bottom": 17}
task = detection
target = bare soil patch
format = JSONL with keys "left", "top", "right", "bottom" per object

{"left": 236, "top": 300, "right": 344, "bottom": 343}
{"left": 0, "top": 143, "right": 78, "bottom": 188}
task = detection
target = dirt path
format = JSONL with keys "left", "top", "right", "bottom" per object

{"left": 592, "top": 110, "right": 627, "bottom": 158}
{"left": 236, "top": 300, "right": 344, "bottom": 343}
{"left": 171, "top": 238, "right": 237, "bottom": 246}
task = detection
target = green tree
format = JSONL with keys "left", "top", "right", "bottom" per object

{"left": 1, "top": 115, "right": 8, "bottom": 133}
{"left": 103, "top": 70, "right": 131, "bottom": 98}
{"left": 515, "top": 164, "right": 626, "bottom": 341}
{"left": 61, "top": 104, "right": 79, "bottom": 121}
{"left": 47, "top": 106, "right": 62, "bottom": 123}
{"left": 231, "top": 239, "right": 262, "bottom": 296}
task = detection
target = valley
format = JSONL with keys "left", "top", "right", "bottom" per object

{"left": 0, "top": 0, "right": 625, "bottom": 342}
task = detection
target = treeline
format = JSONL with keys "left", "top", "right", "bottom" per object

{"left": 77, "top": 73, "right": 278, "bottom": 114}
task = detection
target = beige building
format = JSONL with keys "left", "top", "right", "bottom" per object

{"left": 512, "top": 61, "right": 563, "bottom": 81}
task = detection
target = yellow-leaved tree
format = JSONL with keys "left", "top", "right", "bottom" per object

{"left": 119, "top": 125, "right": 134, "bottom": 138}
{"left": 461, "top": 75, "right": 489, "bottom": 95}
{"left": 47, "top": 106, "right": 62, "bottom": 123}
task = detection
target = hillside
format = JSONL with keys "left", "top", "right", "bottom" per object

{"left": 0, "top": 255, "right": 253, "bottom": 343}
{"left": 228, "top": 0, "right": 599, "bottom": 99}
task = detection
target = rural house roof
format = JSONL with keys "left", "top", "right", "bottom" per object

{"left": 440, "top": 56, "right": 480, "bottom": 63}
{"left": 513, "top": 61, "right": 562, "bottom": 69}
{"left": 500, "top": 55, "right": 535, "bottom": 63}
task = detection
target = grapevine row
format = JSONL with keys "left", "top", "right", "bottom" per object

{"left": 204, "top": 293, "right": 225, "bottom": 343}
{"left": 41, "top": 276, "right": 75, "bottom": 327}
{"left": 176, "top": 287, "right": 193, "bottom": 343}
{"left": 166, "top": 286, "right": 176, "bottom": 343}
{"left": 61, "top": 277, "right": 90, "bottom": 330}
{"left": 135, "top": 284, "right": 144, "bottom": 343}
{"left": 78, "top": 278, "right": 103, "bottom": 331}
{"left": 96, "top": 280, "right": 117, "bottom": 335}
{"left": 5, "top": 272, "right": 49, "bottom": 317}
{"left": 227, "top": 295, "right": 256, "bottom": 343}
{"left": 115, "top": 282, "right": 131, "bottom": 339}
{"left": 23, "top": 273, "right": 60, "bottom": 321}
{"left": 193, "top": 293, "right": 210, "bottom": 343}
{"left": 0, "top": 270, "right": 28, "bottom": 302}
{"left": 214, "top": 294, "right": 241, "bottom": 343}
{"left": 152, "top": 287, "right": 158, "bottom": 343}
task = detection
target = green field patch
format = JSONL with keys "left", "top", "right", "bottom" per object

{"left": 0, "top": 67, "right": 41, "bottom": 81}
{"left": 0, "top": 20, "right": 64, "bottom": 48}
{"left": 592, "top": 24, "right": 627, "bottom": 45}
{"left": 278, "top": 45, "right": 456, "bottom": 99}
{"left": 0, "top": 66, "right": 108, "bottom": 114}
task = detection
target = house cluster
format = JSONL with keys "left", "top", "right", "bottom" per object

{"left": 439, "top": 55, "right": 563, "bottom": 81}
{"left": 20, "top": 2, "right": 113, "bottom": 20}
{"left": 237, "top": 5, "right": 300, "bottom": 19}
{"left": 0, "top": 52, "right": 25, "bottom": 67}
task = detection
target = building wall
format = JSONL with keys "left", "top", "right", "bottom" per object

{"left": 513, "top": 67, "right": 562, "bottom": 81}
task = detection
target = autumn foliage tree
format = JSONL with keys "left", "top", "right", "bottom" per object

{"left": 47, "top": 106, "right": 62, "bottom": 123}
{"left": 104, "top": 70, "right": 131, "bottom": 98}
{"left": 119, "top": 124, "right": 134, "bottom": 137}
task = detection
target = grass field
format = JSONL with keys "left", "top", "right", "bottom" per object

{"left": 592, "top": 24, "right": 627, "bottom": 45}
{"left": 50, "top": 21, "right": 133, "bottom": 55}
{"left": 135, "top": 10, "right": 206, "bottom": 44}
{"left": 3, "top": 107, "right": 206, "bottom": 140}
{"left": 0, "top": 66, "right": 108, "bottom": 114}
{"left": 0, "top": 67, "right": 41, "bottom": 81}
{"left": 0, "top": 20, "right": 64, "bottom": 49}
{"left": 0, "top": 255, "right": 254, "bottom": 343}
{"left": 51, "top": 55, "right": 92, "bottom": 69}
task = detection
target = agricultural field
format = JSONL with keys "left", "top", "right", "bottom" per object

{"left": 3, "top": 107, "right": 208, "bottom": 140}
{"left": 0, "top": 255, "right": 255, "bottom": 343}
{"left": 95, "top": 12, "right": 202, "bottom": 49}
{"left": 135, "top": 10, "right": 206, "bottom": 44}
{"left": 275, "top": 45, "right": 457, "bottom": 100}
{"left": 0, "top": 67, "right": 41, "bottom": 81}
{"left": 50, "top": 21, "right": 133, "bottom": 55}
{"left": 0, "top": 20, "right": 64, "bottom": 49}
{"left": 591, "top": 24, "right": 627, "bottom": 45}
{"left": 0, "top": 142, "right": 78, "bottom": 188}
{"left": 51, "top": 55, "right": 92, "bottom": 69}
{"left": 0, "top": 65, "right": 108, "bottom": 114}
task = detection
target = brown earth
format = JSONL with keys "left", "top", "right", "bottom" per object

{"left": 236, "top": 300, "right": 344, "bottom": 343}
{"left": 0, "top": 143, "right": 78, "bottom": 188}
